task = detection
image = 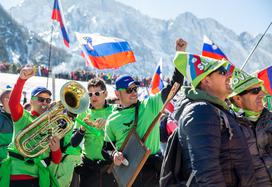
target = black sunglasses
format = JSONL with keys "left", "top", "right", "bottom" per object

{"left": 89, "top": 90, "right": 105, "bottom": 97}
{"left": 214, "top": 66, "right": 227, "bottom": 76}
{"left": 239, "top": 87, "right": 262, "bottom": 96}
{"left": 32, "top": 96, "right": 52, "bottom": 104}
{"left": 126, "top": 86, "right": 138, "bottom": 94}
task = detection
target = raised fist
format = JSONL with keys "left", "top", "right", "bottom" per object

{"left": 20, "top": 66, "right": 35, "bottom": 80}
{"left": 176, "top": 38, "right": 187, "bottom": 52}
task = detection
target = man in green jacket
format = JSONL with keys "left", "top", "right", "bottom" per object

{"left": 104, "top": 39, "right": 186, "bottom": 186}
{"left": 0, "top": 66, "right": 62, "bottom": 187}
{"left": 71, "top": 78, "right": 117, "bottom": 187}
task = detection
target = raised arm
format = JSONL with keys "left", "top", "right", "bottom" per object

{"left": 161, "top": 38, "right": 186, "bottom": 103}
{"left": 9, "top": 67, "right": 35, "bottom": 122}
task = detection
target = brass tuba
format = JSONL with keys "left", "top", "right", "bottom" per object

{"left": 15, "top": 81, "right": 90, "bottom": 158}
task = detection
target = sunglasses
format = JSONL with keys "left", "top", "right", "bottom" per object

{"left": 32, "top": 96, "right": 52, "bottom": 104}
{"left": 126, "top": 86, "right": 138, "bottom": 94}
{"left": 214, "top": 66, "right": 227, "bottom": 76}
{"left": 239, "top": 87, "right": 262, "bottom": 96}
{"left": 89, "top": 90, "right": 105, "bottom": 97}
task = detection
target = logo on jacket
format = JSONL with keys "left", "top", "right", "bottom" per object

{"left": 123, "top": 120, "right": 133, "bottom": 127}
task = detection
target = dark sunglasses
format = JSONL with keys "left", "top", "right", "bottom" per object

{"left": 239, "top": 87, "right": 262, "bottom": 96}
{"left": 126, "top": 86, "right": 138, "bottom": 94}
{"left": 32, "top": 96, "right": 52, "bottom": 104}
{"left": 89, "top": 90, "right": 105, "bottom": 97}
{"left": 214, "top": 66, "right": 227, "bottom": 76}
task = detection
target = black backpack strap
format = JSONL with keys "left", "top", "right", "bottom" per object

{"left": 173, "top": 129, "right": 182, "bottom": 180}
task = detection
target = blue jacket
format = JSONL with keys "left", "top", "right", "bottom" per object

{"left": 174, "top": 87, "right": 256, "bottom": 187}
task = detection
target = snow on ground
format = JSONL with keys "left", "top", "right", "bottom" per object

{"left": 0, "top": 72, "right": 116, "bottom": 101}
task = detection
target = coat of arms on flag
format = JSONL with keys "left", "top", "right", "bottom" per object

{"left": 76, "top": 32, "right": 136, "bottom": 69}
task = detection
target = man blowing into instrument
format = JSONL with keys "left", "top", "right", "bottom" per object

{"left": 0, "top": 66, "right": 62, "bottom": 187}
{"left": 102, "top": 39, "right": 186, "bottom": 186}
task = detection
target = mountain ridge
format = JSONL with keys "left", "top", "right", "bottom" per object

{"left": 2, "top": 0, "right": 271, "bottom": 76}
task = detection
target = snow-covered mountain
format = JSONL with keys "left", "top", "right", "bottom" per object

{"left": 0, "top": 5, "right": 73, "bottom": 67}
{"left": 3, "top": 0, "right": 272, "bottom": 76}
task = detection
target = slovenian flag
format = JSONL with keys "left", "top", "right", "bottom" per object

{"left": 149, "top": 57, "right": 164, "bottom": 95}
{"left": 202, "top": 35, "right": 228, "bottom": 60}
{"left": 257, "top": 66, "right": 272, "bottom": 95}
{"left": 202, "top": 35, "right": 235, "bottom": 73}
{"left": 51, "top": 0, "right": 70, "bottom": 48}
{"left": 76, "top": 32, "right": 136, "bottom": 69}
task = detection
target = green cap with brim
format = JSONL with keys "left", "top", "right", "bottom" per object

{"left": 228, "top": 68, "right": 263, "bottom": 98}
{"left": 174, "top": 52, "right": 228, "bottom": 88}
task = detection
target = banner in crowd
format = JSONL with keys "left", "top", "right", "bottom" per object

{"left": 51, "top": 0, "right": 70, "bottom": 48}
{"left": 76, "top": 32, "right": 136, "bottom": 69}
{"left": 257, "top": 66, "right": 272, "bottom": 95}
{"left": 149, "top": 57, "right": 164, "bottom": 94}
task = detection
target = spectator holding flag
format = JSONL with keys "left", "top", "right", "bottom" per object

{"left": 102, "top": 38, "right": 185, "bottom": 186}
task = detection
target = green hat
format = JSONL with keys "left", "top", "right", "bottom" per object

{"left": 174, "top": 52, "right": 228, "bottom": 88}
{"left": 228, "top": 68, "right": 263, "bottom": 98}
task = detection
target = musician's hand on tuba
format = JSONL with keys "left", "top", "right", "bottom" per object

{"left": 20, "top": 66, "right": 35, "bottom": 80}
{"left": 49, "top": 136, "right": 60, "bottom": 152}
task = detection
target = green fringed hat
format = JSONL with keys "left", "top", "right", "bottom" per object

{"left": 174, "top": 52, "right": 227, "bottom": 88}
{"left": 228, "top": 68, "right": 263, "bottom": 98}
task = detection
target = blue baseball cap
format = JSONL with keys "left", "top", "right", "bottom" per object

{"left": 115, "top": 75, "right": 139, "bottom": 90}
{"left": 31, "top": 87, "right": 52, "bottom": 97}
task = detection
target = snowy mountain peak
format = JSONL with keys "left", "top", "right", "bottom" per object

{"left": 2, "top": 0, "right": 272, "bottom": 76}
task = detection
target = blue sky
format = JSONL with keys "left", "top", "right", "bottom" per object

{"left": 1, "top": 0, "right": 271, "bottom": 35}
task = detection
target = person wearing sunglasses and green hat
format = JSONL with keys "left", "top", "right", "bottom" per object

{"left": 172, "top": 53, "right": 255, "bottom": 186}
{"left": 0, "top": 66, "right": 61, "bottom": 187}
{"left": 229, "top": 68, "right": 272, "bottom": 186}
{"left": 71, "top": 77, "right": 117, "bottom": 187}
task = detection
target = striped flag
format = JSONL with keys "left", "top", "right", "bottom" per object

{"left": 257, "top": 66, "right": 272, "bottom": 95}
{"left": 51, "top": 0, "right": 70, "bottom": 48}
{"left": 76, "top": 32, "right": 136, "bottom": 69}
{"left": 202, "top": 35, "right": 235, "bottom": 73}
{"left": 149, "top": 57, "right": 164, "bottom": 94}
{"left": 202, "top": 35, "right": 229, "bottom": 60}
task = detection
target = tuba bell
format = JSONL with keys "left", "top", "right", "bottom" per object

{"left": 15, "top": 81, "right": 90, "bottom": 158}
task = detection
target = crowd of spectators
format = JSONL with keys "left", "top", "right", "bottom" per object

{"left": 0, "top": 61, "right": 170, "bottom": 87}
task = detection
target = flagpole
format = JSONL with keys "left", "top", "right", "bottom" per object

{"left": 241, "top": 22, "right": 272, "bottom": 70}
{"left": 47, "top": 24, "right": 54, "bottom": 89}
